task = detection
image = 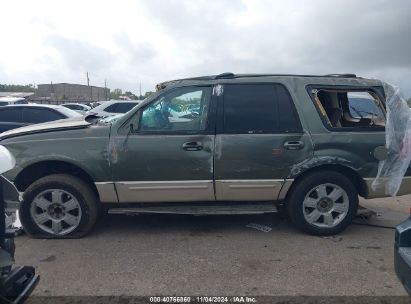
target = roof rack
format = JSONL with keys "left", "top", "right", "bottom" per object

{"left": 156, "top": 73, "right": 359, "bottom": 90}
{"left": 323, "top": 74, "right": 357, "bottom": 78}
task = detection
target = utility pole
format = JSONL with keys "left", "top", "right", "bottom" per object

{"left": 105, "top": 79, "right": 107, "bottom": 100}
{"left": 139, "top": 81, "right": 142, "bottom": 99}
{"left": 86, "top": 72, "right": 92, "bottom": 102}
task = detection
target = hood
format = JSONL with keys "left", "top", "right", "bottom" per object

{"left": 0, "top": 117, "right": 91, "bottom": 140}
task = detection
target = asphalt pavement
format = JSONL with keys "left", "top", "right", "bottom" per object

{"left": 14, "top": 196, "right": 410, "bottom": 298}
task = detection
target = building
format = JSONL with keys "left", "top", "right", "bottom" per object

{"left": 33, "top": 83, "right": 110, "bottom": 104}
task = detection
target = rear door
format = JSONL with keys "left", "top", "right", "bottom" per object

{"left": 0, "top": 108, "right": 24, "bottom": 132}
{"left": 214, "top": 83, "right": 313, "bottom": 201}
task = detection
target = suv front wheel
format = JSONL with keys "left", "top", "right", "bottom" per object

{"left": 287, "top": 170, "right": 358, "bottom": 236}
{"left": 20, "top": 174, "right": 98, "bottom": 238}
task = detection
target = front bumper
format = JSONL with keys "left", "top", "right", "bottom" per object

{"left": 0, "top": 265, "right": 40, "bottom": 304}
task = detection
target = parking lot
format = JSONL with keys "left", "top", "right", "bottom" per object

{"left": 15, "top": 196, "right": 410, "bottom": 298}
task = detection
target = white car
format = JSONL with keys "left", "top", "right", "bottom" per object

{"left": 61, "top": 103, "right": 91, "bottom": 115}
{"left": 0, "top": 97, "right": 28, "bottom": 106}
{"left": 86, "top": 100, "right": 140, "bottom": 117}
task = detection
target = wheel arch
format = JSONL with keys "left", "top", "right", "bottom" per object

{"left": 285, "top": 164, "right": 368, "bottom": 201}
{"left": 14, "top": 160, "right": 100, "bottom": 201}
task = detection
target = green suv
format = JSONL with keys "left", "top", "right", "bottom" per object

{"left": 0, "top": 73, "right": 406, "bottom": 238}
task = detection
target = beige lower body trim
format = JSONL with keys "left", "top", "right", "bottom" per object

{"left": 115, "top": 180, "right": 214, "bottom": 203}
{"left": 215, "top": 179, "right": 285, "bottom": 201}
{"left": 364, "top": 176, "right": 411, "bottom": 198}
{"left": 95, "top": 182, "right": 118, "bottom": 203}
{"left": 96, "top": 179, "right": 295, "bottom": 203}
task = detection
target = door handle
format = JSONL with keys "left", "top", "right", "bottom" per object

{"left": 182, "top": 141, "right": 203, "bottom": 151}
{"left": 284, "top": 141, "right": 304, "bottom": 150}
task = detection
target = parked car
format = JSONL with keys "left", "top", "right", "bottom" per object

{"left": 61, "top": 103, "right": 91, "bottom": 115}
{"left": 86, "top": 101, "right": 104, "bottom": 109}
{"left": 86, "top": 100, "right": 139, "bottom": 117}
{"left": 0, "top": 146, "right": 39, "bottom": 303}
{"left": 0, "top": 73, "right": 403, "bottom": 239}
{"left": 395, "top": 217, "right": 411, "bottom": 295}
{"left": 0, "top": 104, "right": 82, "bottom": 133}
{"left": 0, "top": 97, "right": 29, "bottom": 107}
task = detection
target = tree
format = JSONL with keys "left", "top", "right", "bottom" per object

{"left": 110, "top": 88, "right": 123, "bottom": 100}
{"left": 408, "top": 98, "right": 411, "bottom": 107}
{"left": 124, "top": 91, "right": 138, "bottom": 100}
{"left": 143, "top": 91, "right": 154, "bottom": 99}
{"left": 0, "top": 84, "right": 35, "bottom": 92}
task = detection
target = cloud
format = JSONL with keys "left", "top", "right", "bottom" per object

{"left": 45, "top": 35, "right": 114, "bottom": 73}
{"left": 0, "top": 0, "right": 410, "bottom": 96}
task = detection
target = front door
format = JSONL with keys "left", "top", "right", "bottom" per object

{"left": 111, "top": 85, "right": 216, "bottom": 203}
{"left": 214, "top": 83, "right": 313, "bottom": 201}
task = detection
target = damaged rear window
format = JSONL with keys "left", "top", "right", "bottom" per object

{"left": 311, "top": 88, "right": 385, "bottom": 129}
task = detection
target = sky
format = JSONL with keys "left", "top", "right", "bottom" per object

{"left": 1, "top": 0, "right": 410, "bottom": 97}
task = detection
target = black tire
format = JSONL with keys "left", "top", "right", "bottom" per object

{"left": 19, "top": 174, "right": 98, "bottom": 239}
{"left": 286, "top": 170, "right": 358, "bottom": 236}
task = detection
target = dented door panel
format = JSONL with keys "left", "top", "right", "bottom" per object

{"left": 214, "top": 133, "right": 313, "bottom": 200}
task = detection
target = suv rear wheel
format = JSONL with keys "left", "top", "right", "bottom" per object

{"left": 20, "top": 174, "right": 98, "bottom": 238}
{"left": 287, "top": 170, "right": 358, "bottom": 236}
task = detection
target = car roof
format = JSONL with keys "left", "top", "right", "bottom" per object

{"left": 0, "top": 104, "right": 62, "bottom": 109}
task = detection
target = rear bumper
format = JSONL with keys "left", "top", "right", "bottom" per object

{"left": 364, "top": 176, "right": 411, "bottom": 198}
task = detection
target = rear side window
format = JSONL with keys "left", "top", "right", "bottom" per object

{"left": 223, "top": 84, "right": 300, "bottom": 133}
{"left": 23, "top": 108, "right": 64, "bottom": 123}
{"left": 312, "top": 89, "right": 385, "bottom": 129}
{"left": 115, "top": 102, "right": 137, "bottom": 113}
{"left": 0, "top": 108, "right": 22, "bottom": 122}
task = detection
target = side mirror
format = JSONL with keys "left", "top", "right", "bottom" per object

{"left": 0, "top": 146, "right": 15, "bottom": 174}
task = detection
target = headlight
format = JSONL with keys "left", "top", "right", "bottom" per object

{"left": 0, "top": 145, "right": 15, "bottom": 174}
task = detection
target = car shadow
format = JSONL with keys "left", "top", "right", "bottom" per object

{"left": 91, "top": 212, "right": 298, "bottom": 237}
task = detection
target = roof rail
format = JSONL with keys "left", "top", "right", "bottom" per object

{"left": 324, "top": 74, "right": 357, "bottom": 78}
{"left": 214, "top": 72, "right": 235, "bottom": 79}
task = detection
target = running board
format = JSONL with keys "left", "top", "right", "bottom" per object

{"left": 108, "top": 202, "right": 278, "bottom": 215}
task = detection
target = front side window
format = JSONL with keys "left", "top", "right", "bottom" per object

{"left": 313, "top": 89, "right": 385, "bottom": 129}
{"left": 140, "top": 87, "right": 212, "bottom": 132}
{"left": 223, "top": 84, "right": 300, "bottom": 133}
